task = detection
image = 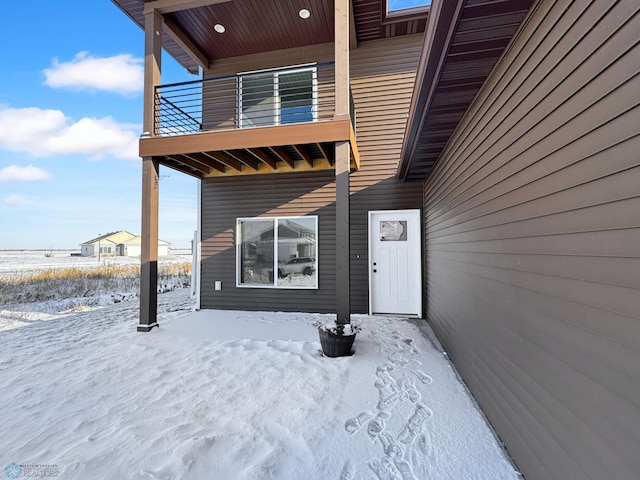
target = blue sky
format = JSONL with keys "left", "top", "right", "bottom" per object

{"left": 0, "top": 1, "right": 425, "bottom": 250}
{"left": 0, "top": 1, "right": 197, "bottom": 249}
{"left": 389, "top": 0, "right": 431, "bottom": 11}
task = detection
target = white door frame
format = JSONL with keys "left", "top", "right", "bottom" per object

{"left": 368, "top": 209, "right": 422, "bottom": 316}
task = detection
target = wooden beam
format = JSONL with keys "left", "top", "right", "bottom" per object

{"left": 139, "top": 157, "right": 160, "bottom": 331}
{"left": 144, "top": 0, "right": 232, "bottom": 15}
{"left": 270, "top": 146, "right": 295, "bottom": 169}
{"left": 205, "top": 151, "right": 243, "bottom": 171}
{"left": 143, "top": 11, "right": 163, "bottom": 135}
{"left": 225, "top": 150, "right": 260, "bottom": 170}
{"left": 291, "top": 144, "right": 314, "bottom": 167}
{"left": 163, "top": 16, "right": 208, "bottom": 70}
{"left": 317, "top": 143, "right": 334, "bottom": 165}
{"left": 205, "top": 158, "right": 334, "bottom": 177}
{"left": 349, "top": 123, "right": 360, "bottom": 170}
{"left": 164, "top": 154, "right": 211, "bottom": 175}
{"left": 140, "top": 120, "right": 352, "bottom": 157}
{"left": 335, "top": 0, "right": 350, "bottom": 120}
{"left": 159, "top": 158, "right": 205, "bottom": 178}
{"left": 186, "top": 152, "right": 226, "bottom": 172}
{"left": 247, "top": 148, "right": 277, "bottom": 170}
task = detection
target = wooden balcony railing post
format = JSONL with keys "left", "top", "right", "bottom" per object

{"left": 144, "top": 10, "right": 163, "bottom": 136}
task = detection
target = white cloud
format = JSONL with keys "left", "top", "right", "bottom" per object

{"left": 4, "top": 194, "right": 31, "bottom": 206}
{"left": 43, "top": 52, "right": 143, "bottom": 95}
{"left": 46, "top": 116, "right": 139, "bottom": 160}
{"left": 0, "top": 107, "right": 140, "bottom": 160}
{"left": 0, "top": 165, "right": 51, "bottom": 182}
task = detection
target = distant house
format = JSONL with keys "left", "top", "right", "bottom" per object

{"left": 117, "top": 235, "right": 171, "bottom": 258}
{"left": 80, "top": 231, "right": 170, "bottom": 257}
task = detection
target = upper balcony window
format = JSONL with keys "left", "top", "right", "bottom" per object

{"left": 153, "top": 62, "right": 341, "bottom": 137}
{"left": 238, "top": 66, "right": 317, "bottom": 128}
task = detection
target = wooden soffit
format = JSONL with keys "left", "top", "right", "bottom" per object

{"left": 111, "top": 0, "right": 429, "bottom": 72}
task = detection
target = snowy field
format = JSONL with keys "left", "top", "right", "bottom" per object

{"left": 0, "top": 250, "right": 192, "bottom": 316}
{"left": 0, "top": 284, "right": 521, "bottom": 480}
{"left": 0, "top": 250, "right": 192, "bottom": 278}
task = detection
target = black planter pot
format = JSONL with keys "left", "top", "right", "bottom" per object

{"left": 318, "top": 327, "right": 357, "bottom": 357}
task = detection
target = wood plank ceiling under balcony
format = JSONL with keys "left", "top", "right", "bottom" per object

{"left": 399, "top": 0, "right": 536, "bottom": 182}
{"left": 111, "top": 0, "right": 429, "bottom": 73}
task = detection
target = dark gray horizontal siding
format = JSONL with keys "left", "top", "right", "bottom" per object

{"left": 422, "top": 1, "right": 640, "bottom": 479}
{"left": 201, "top": 171, "right": 338, "bottom": 313}
{"left": 349, "top": 35, "right": 424, "bottom": 313}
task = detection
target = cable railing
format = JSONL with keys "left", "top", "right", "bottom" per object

{"left": 153, "top": 62, "right": 356, "bottom": 137}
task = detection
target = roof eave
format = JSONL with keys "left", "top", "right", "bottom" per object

{"left": 397, "top": 0, "right": 465, "bottom": 182}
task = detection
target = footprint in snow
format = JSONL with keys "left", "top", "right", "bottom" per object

{"left": 379, "top": 433, "right": 417, "bottom": 479}
{"left": 393, "top": 457, "right": 416, "bottom": 480}
{"left": 411, "top": 369, "right": 433, "bottom": 385}
{"left": 402, "top": 380, "right": 421, "bottom": 403}
{"left": 388, "top": 351, "right": 411, "bottom": 366}
{"left": 401, "top": 338, "right": 420, "bottom": 355}
{"left": 375, "top": 370, "right": 402, "bottom": 411}
{"left": 379, "top": 432, "right": 404, "bottom": 459}
{"left": 398, "top": 403, "right": 432, "bottom": 445}
{"left": 368, "top": 457, "right": 402, "bottom": 480}
{"left": 344, "top": 411, "right": 374, "bottom": 435}
{"left": 368, "top": 414, "right": 388, "bottom": 439}
{"left": 339, "top": 459, "right": 355, "bottom": 480}
{"left": 417, "top": 431, "right": 433, "bottom": 457}
{"left": 376, "top": 363, "right": 396, "bottom": 374}
{"left": 376, "top": 384, "right": 401, "bottom": 412}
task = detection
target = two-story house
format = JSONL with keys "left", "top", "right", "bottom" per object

{"left": 115, "top": 0, "right": 435, "bottom": 329}
{"left": 113, "top": 1, "right": 639, "bottom": 479}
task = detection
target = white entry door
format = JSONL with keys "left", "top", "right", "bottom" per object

{"left": 369, "top": 210, "right": 422, "bottom": 316}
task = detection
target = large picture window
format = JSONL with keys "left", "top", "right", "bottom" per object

{"left": 238, "top": 65, "right": 317, "bottom": 128}
{"left": 237, "top": 216, "right": 318, "bottom": 289}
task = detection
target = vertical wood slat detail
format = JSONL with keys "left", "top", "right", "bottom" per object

{"left": 422, "top": 1, "right": 640, "bottom": 479}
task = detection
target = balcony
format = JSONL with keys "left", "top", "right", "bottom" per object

{"left": 140, "top": 62, "right": 358, "bottom": 178}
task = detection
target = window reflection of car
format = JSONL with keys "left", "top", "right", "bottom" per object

{"left": 278, "top": 257, "right": 316, "bottom": 277}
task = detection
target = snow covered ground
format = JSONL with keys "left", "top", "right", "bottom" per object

{"left": 0, "top": 288, "right": 521, "bottom": 480}
{"left": 0, "top": 250, "right": 192, "bottom": 278}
